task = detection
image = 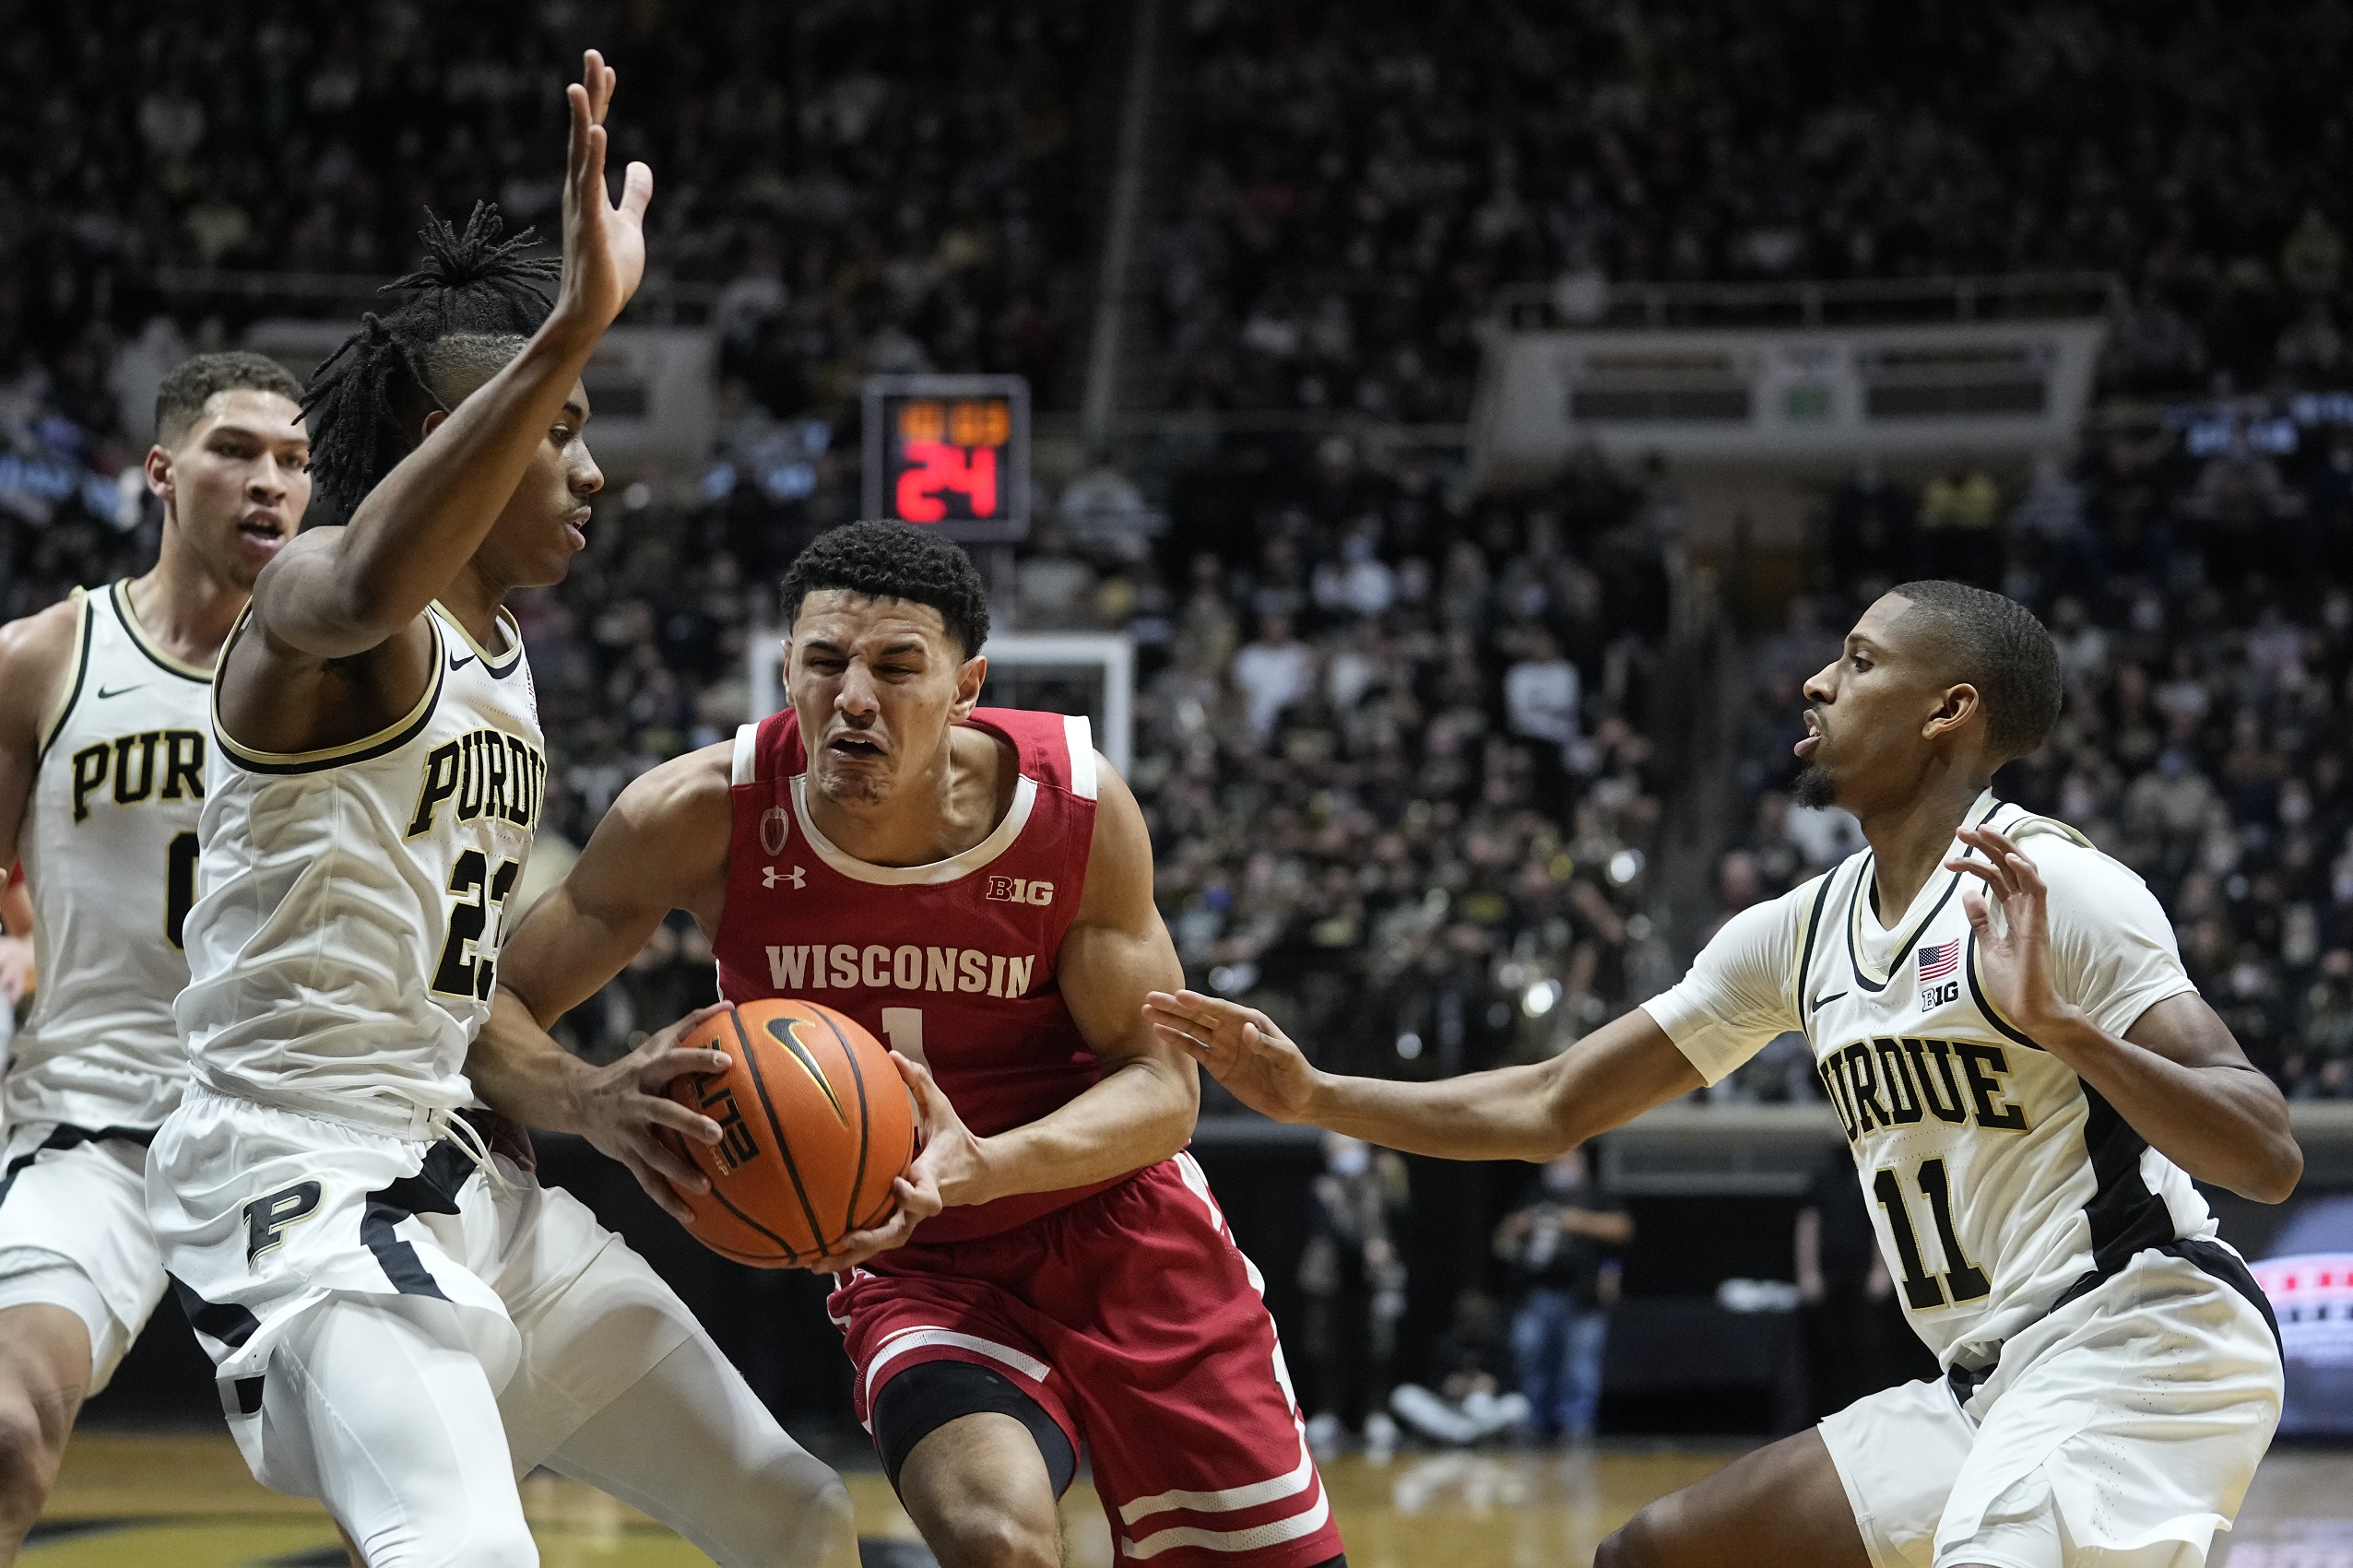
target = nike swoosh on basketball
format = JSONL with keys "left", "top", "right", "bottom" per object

{"left": 96, "top": 683, "right": 145, "bottom": 699}
{"left": 448, "top": 652, "right": 475, "bottom": 671}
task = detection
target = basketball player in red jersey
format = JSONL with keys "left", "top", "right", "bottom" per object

{"left": 479, "top": 520, "right": 1345, "bottom": 1568}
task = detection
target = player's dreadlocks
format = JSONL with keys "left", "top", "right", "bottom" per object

{"left": 302, "top": 202, "right": 562, "bottom": 523}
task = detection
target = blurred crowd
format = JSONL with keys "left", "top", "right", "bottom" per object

{"left": 1714, "top": 423, "right": 2353, "bottom": 1100}
{"left": 7, "top": 0, "right": 1090, "bottom": 430}
{"left": 1156, "top": 0, "right": 2353, "bottom": 415}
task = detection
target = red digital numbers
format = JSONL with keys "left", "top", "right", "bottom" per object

{"left": 894, "top": 440, "right": 999, "bottom": 522}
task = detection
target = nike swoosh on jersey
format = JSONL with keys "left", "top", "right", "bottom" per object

{"left": 96, "top": 683, "right": 145, "bottom": 699}
{"left": 1810, "top": 991, "right": 1849, "bottom": 1010}
{"left": 448, "top": 653, "right": 476, "bottom": 671}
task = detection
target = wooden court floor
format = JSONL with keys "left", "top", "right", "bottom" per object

{"left": 27, "top": 1432, "right": 2353, "bottom": 1566}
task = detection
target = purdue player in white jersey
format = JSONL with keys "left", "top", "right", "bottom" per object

{"left": 0, "top": 351, "right": 310, "bottom": 1562}
{"left": 146, "top": 56, "right": 856, "bottom": 1568}
{"left": 1149, "top": 581, "right": 2301, "bottom": 1568}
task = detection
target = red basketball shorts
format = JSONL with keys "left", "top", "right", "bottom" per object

{"left": 829, "top": 1152, "right": 1343, "bottom": 1568}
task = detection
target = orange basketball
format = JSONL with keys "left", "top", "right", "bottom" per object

{"left": 666, "top": 998, "right": 916, "bottom": 1267}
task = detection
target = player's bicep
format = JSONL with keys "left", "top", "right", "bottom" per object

{"left": 1060, "top": 756, "right": 1187, "bottom": 1069}
{"left": 499, "top": 749, "right": 730, "bottom": 1023}
{"left": 2122, "top": 991, "right": 2266, "bottom": 1074}
{"left": 1547, "top": 1006, "right": 1706, "bottom": 1144}
{"left": 0, "top": 602, "right": 81, "bottom": 866}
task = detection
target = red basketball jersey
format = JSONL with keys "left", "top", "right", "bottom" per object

{"left": 712, "top": 705, "right": 1110, "bottom": 1244}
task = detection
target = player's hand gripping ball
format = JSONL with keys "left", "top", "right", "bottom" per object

{"left": 664, "top": 998, "right": 916, "bottom": 1266}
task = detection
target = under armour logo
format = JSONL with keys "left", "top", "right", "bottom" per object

{"left": 763, "top": 865, "right": 807, "bottom": 890}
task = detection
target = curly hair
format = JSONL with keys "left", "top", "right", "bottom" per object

{"left": 154, "top": 351, "right": 305, "bottom": 446}
{"left": 301, "top": 203, "right": 561, "bottom": 523}
{"left": 779, "top": 521, "right": 991, "bottom": 656}
{"left": 1888, "top": 579, "right": 2063, "bottom": 762}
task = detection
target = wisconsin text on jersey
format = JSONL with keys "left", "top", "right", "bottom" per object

{"left": 761, "top": 941, "right": 1038, "bottom": 999}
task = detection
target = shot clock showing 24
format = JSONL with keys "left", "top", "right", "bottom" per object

{"left": 861, "top": 372, "right": 1031, "bottom": 542}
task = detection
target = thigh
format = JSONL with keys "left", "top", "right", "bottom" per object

{"left": 0, "top": 1137, "right": 167, "bottom": 1389}
{"left": 545, "top": 1331, "right": 856, "bottom": 1568}
{"left": 480, "top": 1180, "right": 694, "bottom": 1474}
{"left": 266, "top": 1296, "right": 534, "bottom": 1567}
{"left": 1049, "top": 1157, "right": 1344, "bottom": 1568}
{"left": 1600, "top": 1427, "right": 1874, "bottom": 1568}
{"left": 896, "top": 1411, "right": 1063, "bottom": 1568}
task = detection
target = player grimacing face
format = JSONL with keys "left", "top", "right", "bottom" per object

{"left": 786, "top": 590, "right": 986, "bottom": 809}
{"left": 1793, "top": 592, "right": 1988, "bottom": 815}
{"left": 144, "top": 389, "right": 312, "bottom": 592}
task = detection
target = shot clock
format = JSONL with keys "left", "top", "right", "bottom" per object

{"left": 861, "top": 373, "right": 1031, "bottom": 542}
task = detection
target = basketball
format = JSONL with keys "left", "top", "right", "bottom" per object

{"left": 666, "top": 998, "right": 916, "bottom": 1267}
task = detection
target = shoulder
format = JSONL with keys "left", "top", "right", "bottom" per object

{"left": 1999, "top": 809, "right": 2172, "bottom": 940}
{"left": 1075, "top": 750, "right": 1153, "bottom": 922}
{"left": 0, "top": 595, "right": 89, "bottom": 749}
{"left": 597, "top": 737, "right": 734, "bottom": 860}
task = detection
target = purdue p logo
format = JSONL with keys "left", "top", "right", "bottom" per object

{"left": 243, "top": 1181, "right": 323, "bottom": 1263}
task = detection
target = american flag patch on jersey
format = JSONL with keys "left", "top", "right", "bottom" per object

{"left": 1918, "top": 938, "right": 1962, "bottom": 983}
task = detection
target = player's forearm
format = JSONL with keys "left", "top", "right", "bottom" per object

{"left": 1294, "top": 1061, "right": 1579, "bottom": 1162}
{"left": 469, "top": 988, "right": 604, "bottom": 1136}
{"left": 2040, "top": 1013, "right": 2302, "bottom": 1202}
{"left": 957, "top": 1056, "right": 1198, "bottom": 1206}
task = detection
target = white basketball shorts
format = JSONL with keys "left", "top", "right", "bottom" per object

{"left": 146, "top": 1085, "right": 696, "bottom": 1492}
{"left": 1819, "top": 1244, "right": 2282, "bottom": 1568}
{"left": 0, "top": 1122, "right": 169, "bottom": 1391}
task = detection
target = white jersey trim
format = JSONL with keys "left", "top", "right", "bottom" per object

{"left": 732, "top": 722, "right": 760, "bottom": 786}
{"left": 110, "top": 581, "right": 212, "bottom": 681}
{"left": 788, "top": 771, "right": 1039, "bottom": 886}
{"left": 34, "top": 588, "right": 92, "bottom": 763}
{"left": 213, "top": 608, "right": 447, "bottom": 774}
{"left": 432, "top": 601, "right": 525, "bottom": 677}
{"left": 1063, "top": 714, "right": 1098, "bottom": 800}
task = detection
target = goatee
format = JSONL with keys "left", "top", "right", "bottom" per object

{"left": 1792, "top": 764, "right": 1837, "bottom": 809}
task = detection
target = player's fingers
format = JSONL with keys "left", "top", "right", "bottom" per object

{"left": 620, "top": 161, "right": 654, "bottom": 224}
{"left": 630, "top": 1091, "right": 723, "bottom": 1145}
{"left": 1149, "top": 1019, "right": 1212, "bottom": 1055}
{"left": 1947, "top": 853, "right": 2014, "bottom": 901}
{"left": 892, "top": 1173, "right": 943, "bottom": 1218}
{"left": 635, "top": 1047, "right": 731, "bottom": 1091}
{"left": 621, "top": 1152, "right": 700, "bottom": 1225}
{"left": 1959, "top": 884, "right": 1993, "bottom": 937}
{"left": 631, "top": 1127, "right": 712, "bottom": 1194}
{"left": 581, "top": 49, "right": 609, "bottom": 123}
{"left": 563, "top": 82, "right": 591, "bottom": 181}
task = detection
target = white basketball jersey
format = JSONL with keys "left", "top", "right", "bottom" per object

{"left": 1649, "top": 793, "right": 2219, "bottom": 1370}
{"left": 8, "top": 582, "right": 213, "bottom": 1133}
{"left": 174, "top": 604, "right": 547, "bottom": 1131}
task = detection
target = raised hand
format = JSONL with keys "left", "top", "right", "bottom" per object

{"left": 1948, "top": 825, "right": 2075, "bottom": 1039}
{"left": 813, "top": 1052, "right": 955, "bottom": 1271}
{"left": 1143, "top": 989, "right": 1320, "bottom": 1122}
{"left": 576, "top": 1001, "right": 734, "bottom": 1224}
{"left": 556, "top": 49, "right": 654, "bottom": 334}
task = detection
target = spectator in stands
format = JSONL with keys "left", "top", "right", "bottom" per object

{"left": 1230, "top": 608, "right": 1317, "bottom": 743}
{"left": 1386, "top": 1291, "right": 1531, "bottom": 1447}
{"left": 1495, "top": 1148, "right": 1631, "bottom": 1443}
{"left": 1297, "top": 1133, "right": 1408, "bottom": 1457}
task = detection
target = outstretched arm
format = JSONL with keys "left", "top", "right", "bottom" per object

{"left": 1143, "top": 990, "right": 1700, "bottom": 1161}
{"left": 906, "top": 760, "right": 1200, "bottom": 1208}
{"left": 474, "top": 745, "right": 735, "bottom": 1220}
{"left": 252, "top": 51, "right": 652, "bottom": 661}
{"left": 1953, "top": 824, "right": 2301, "bottom": 1203}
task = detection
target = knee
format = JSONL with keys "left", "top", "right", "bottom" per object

{"left": 1592, "top": 1509, "right": 1662, "bottom": 1568}
{"left": 0, "top": 1396, "right": 69, "bottom": 1519}
{"left": 928, "top": 1506, "right": 1059, "bottom": 1568}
